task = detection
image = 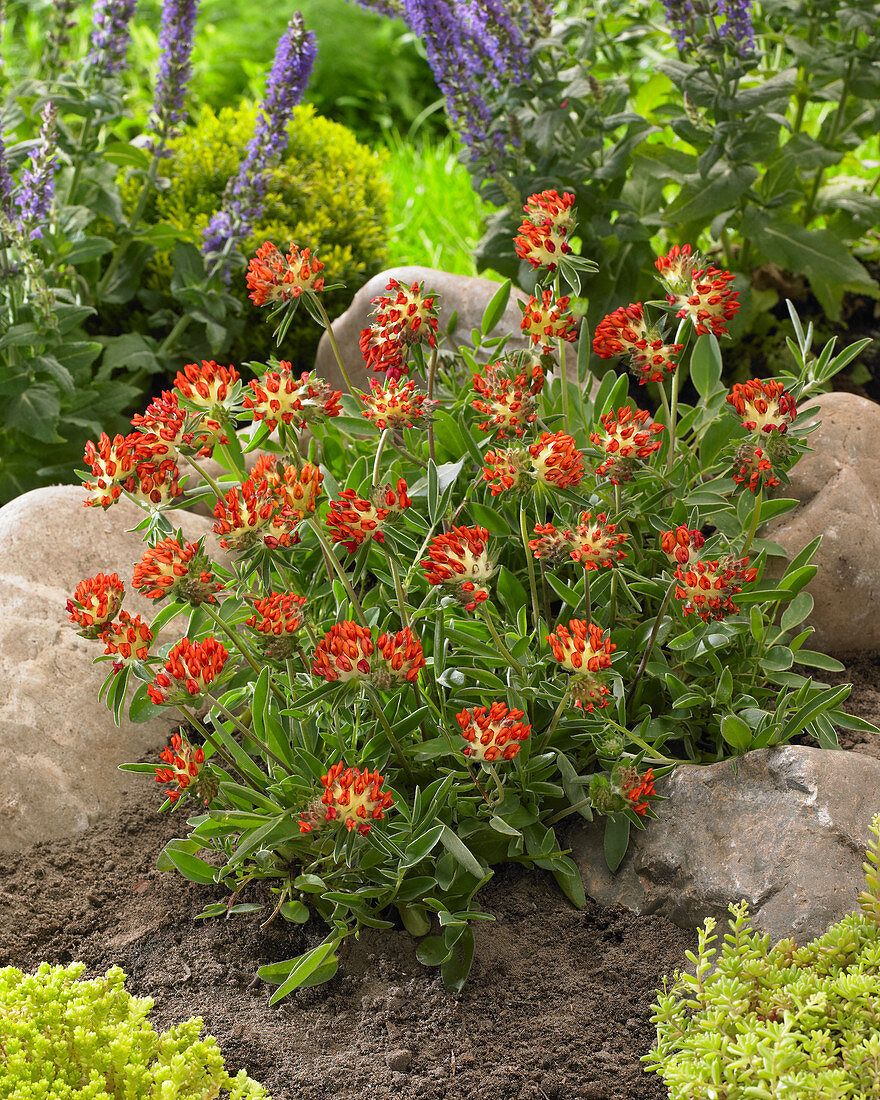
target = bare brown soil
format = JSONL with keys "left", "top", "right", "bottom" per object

{"left": 2, "top": 657, "right": 878, "bottom": 1099}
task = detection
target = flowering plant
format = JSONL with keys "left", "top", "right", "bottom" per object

{"left": 73, "top": 193, "right": 876, "bottom": 998}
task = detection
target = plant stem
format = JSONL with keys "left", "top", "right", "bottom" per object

{"left": 626, "top": 578, "right": 678, "bottom": 709}
{"left": 479, "top": 606, "right": 524, "bottom": 674}
{"left": 803, "top": 31, "right": 859, "bottom": 227}
{"left": 742, "top": 486, "right": 763, "bottom": 557}
{"left": 558, "top": 334, "right": 570, "bottom": 432}
{"left": 486, "top": 761, "right": 506, "bottom": 805}
{"left": 537, "top": 692, "right": 568, "bottom": 754}
{"left": 204, "top": 692, "right": 294, "bottom": 776}
{"left": 310, "top": 519, "right": 367, "bottom": 625}
{"left": 96, "top": 145, "right": 163, "bottom": 299}
{"left": 364, "top": 685, "right": 415, "bottom": 782}
{"left": 666, "top": 365, "right": 682, "bottom": 475}
{"left": 384, "top": 550, "right": 411, "bottom": 628}
{"left": 584, "top": 570, "right": 592, "bottom": 623}
{"left": 519, "top": 502, "right": 542, "bottom": 632}
{"left": 426, "top": 346, "right": 439, "bottom": 465}
{"left": 314, "top": 297, "right": 355, "bottom": 394}
{"left": 184, "top": 454, "right": 225, "bottom": 502}
{"left": 178, "top": 706, "right": 265, "bottom": 794}
{"left": 157, "top": 311, "right": 193, "bottom": 358}
{"left": 372, "top": 429, "right": 389, "bottom": 490}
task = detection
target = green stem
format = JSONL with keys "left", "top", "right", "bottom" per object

{"left": 426, "top": 346, "right": 439, "bottom": 466}
{"left": 384, "top": 550, "right": 411, "bottom": 629}
{"left": 537, "top": 692, "right": 568, "bottom": 754}
{"left": 479, "top": 606, "right": 524, "bottom": 674}
{"left": 741, "top": 486, "right": 763, "bottom": 558}
{"left": 485, "top": 761, "right": 506, "bottom": 806}
{"left": 666, "top": 365, "right": 681, "bottom": 476}
{"left": 310, "top": 519, "right": 367, "bottom": 625}
{"left": 157, "top": 312, "right": 193, "bottom": 358}
{"left": 372, "top": 429, "right": 389, "bottom": 490}
{"left": 184, "top": 453, "right": 225, "bottom": 503}
{"left": 364, "top": 685, "right": 415, "bottom": 782}
{"left": 178, "top": 706, "right": 266, "bottom": 794}
{"left": 205, "top": 693, "right": 294, "bottom": 776}
{"left": 584, "top": 570, "right": 592, "bottom": 623}
{"left": 558, "top": 334, "right": 570, "bottom": 433}
{"left": 96, "top": 146, "right": 163, "bottom": 298}
{"left": 314, "top": 297, "right": 355, "bottom": 394}
{"left": 626, "top": 578, "right": 678, "bottom": 709}
{"left": 519, "top": 501, "right": 542, "bottom": 632}
{"left": 803, "top": 31, "right": 859, "bottom": 227}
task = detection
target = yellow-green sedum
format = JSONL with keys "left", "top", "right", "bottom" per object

{"left": 0, "top": 963, "right": 270, "bottom": 1099}
{"left": 644, "top": 812, "right": 880, "bottom": 1099}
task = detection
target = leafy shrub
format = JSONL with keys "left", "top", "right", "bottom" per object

{"left": 0, "top": 962, "right": 269, "bottom": 1098}
{"left": 645, "top": 812, "right": 880, "bottom": 1097}
{"left": 125, "top": 103, "right": 391, "bottom": 370}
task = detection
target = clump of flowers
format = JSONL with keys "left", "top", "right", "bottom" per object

{"left": 359, "top": 378, "right": 434, "bottom": 431}
{"left": 212, "top": 456, "right": 323, "bottom": 550}
{"left": 359, "top": 278, "right": 439, "bottom": 381}
{"left": 174, "top": 360, "right": 240, "bottom": 412}
{"left": 590, "top": 406, "right": 664, "bottom": 482}
{"left": 733, "top": 443, "right": 781, "bottom": 493}
{"left": 246, "top": 241, "right": 325, "bottom": 307}
{"left": 727, "top": 378, "right": 797, "bottom": 434}
{"left": 660, "top": 526, "right": 706, "bottom": 565}
{"left": 326, "top": 480, "right": 411, "bottom": 554}
{"left": 514, "top": 189, "right": 575, "bottom": 273}
{"left": 593, "top": 302, "right": 683, "bottom": 385}
{"left": 299, "top": 762, "right": 394, "bottom": 836}
{"left": 674, "top": 557, "right": 757, "bottom": 621}
{"left": 132, "top": 537, "right": 223, "bottom": 604}
{"left": 243, "top": 363, "right": 341, "bottom": 432}
{"left": 472, "top": 357, "right": 544, "bottom": 439}
{"left": 456, "top": 703, "right": 531, "bottom": 761}
{"left": 246, "top": 592, "right": 307, "bottom": 659}
{"left": 520, "top": 290, "right": 578, "bottom": 351}
{"left": 67, "top": 573, "right": 125, "bottom": 635}
{"left": 547, "top": 620, "right": 616, "bottom": 710}
{"left": 155, "top": 731, "right": 210, "bottom": 804}
{"left": 101, "top": 611, "right": 153, "bottom": 671}
{"left": 654, "top": 244, "right": 740, "bottom": 337}
{"left": 422, "top": 526, "right": 495, "bottom": 610}
{"left": 147, "top": 636, "right": 230, "bottom": 704}
{"left": 530, "top": 512, "right": 627, "bottom": 571}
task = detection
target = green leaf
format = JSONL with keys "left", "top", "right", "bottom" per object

{"left": 468, "top": 501, "right": 510, "bottom": 536}
{"left": 481, "top": 278, "right": 511, "bottom": 334}
{"left": 441, "top": 923, "right": 475, "bottom": 993}
{"left": 162, "top": 846, "right": 219, "bottom": 885}
{"left": 416, "top": 935, "right": 451, "bottom": 967}
{"left": 689, "top": 334, "right": 722, "bottom": 400}
{"left": 794, "top": 649, "right": 845, "bottom": 672}
{"left": 402, "top": 824, "right": 445, "bottom": 867}
{"left": 261, "top": 936, "right": 340, "bottom": 1004}
{"left": 721, "top": 714, "right": 753, "bottom": 752}
{"left": 781, "top": 592, "right": 814, "bottom": 632}
{"left": 4, "top": 384, "right": 62, "bottom": 443}
{"left": 604, "top": 813, "right": 630, "bottom": 873}
{"left": 439, "top": 825, "right": 486, "bottom": 879}
{"left": 280, "top": 900, "right": 311, "bottom": 924}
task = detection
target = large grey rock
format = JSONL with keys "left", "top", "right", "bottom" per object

{"left": 0, "top": 486, "right": 224, "bottom": 852}
{"left": 314, "top": 265, "right": 584, "bottom": 391}
{"left": 766, "top": 392, "right": 880, "bottom": 656}
{"left": 573, "top": 746, "right": 880, "bottom": 944}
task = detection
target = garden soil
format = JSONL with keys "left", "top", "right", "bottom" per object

{"left": 3, "top": 656, "right": 879, "bottom": 1100}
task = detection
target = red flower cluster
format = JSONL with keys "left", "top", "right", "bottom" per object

{"left": 155, "top": 732, "right": 208, "bottom": 805}
{"left": 299, "top": 762, "right": 394, "bottom": 836}
{"left": 173, "top": 360, "right": 239, "bottom": 410}
{"left": 147, "top": 636, "right": 230, "bottom": 704}
{"left": 247, "top": 592, "right": 307, "bottom": 637}
{"left": 67, "top": 573, "right": 125, "bottom": 634}
{"left": 456, "top": 703, "right": 532, "bottom": 762}
{"left": 593, "top": 302, "right": 683, "bottom": 385}
{"left": 727, "top": 378, "right": 796, "bottom": 434}
{"left": 243, "top": 364, "right": 341, "bottom": 432}
{"left": 655, "top": 245, "right": 740, "bottom": 337}
{"left": 375, "top": 628, "right": 426, "bottom": 686}
{"left": 422, "top": 526, "right": 494, "bottom": 611}
{"left": 547, "top": 620, "right": 616, "bottom": 711}
{"left": 520, "top": 290, "right": 578, "bottom": 351}
{"left": 312, "top": 622, "right": 424, "bottom": 686}
{"left": 733, "top": 445, "right": 780, "bottom": 494}
{"left": 359, "top": 378, "right": 433, "bottom": 431}
{"left": 530, "top": 512, "right": 627, "bottom": 571}
{"left": 673, "top": 557, "right": 757, "bottom": 622}
{"left": 326, "top": 480, "right": 411, "bottom": 554}
{"left": 621, "top": 767, "right": 656, "bottom": 817}
{"left": 133, "top": 537, "right": 223, "bottom": 604}
{"left": 212, "top": 455, "right": 323, "bottom": 551}
{"left": 131, "top": 390, "right": 224, "bottom": 458}
{"left": 246, "top": 241, "right": 325, "bottom": 307}
{"left": 81, "top": 432, "right": 181, "bottom": 510}
{"left": 528, "top": 431, "right": 584, "bottom": 490}
{"left": 101, "top": 611, "right": 153, "bottom": 671}
{"left": 589, "top": 406, "right": 664, "bottom": 483}
{"left": 514, "top": 189, "right": 575, "bottom": 273}
{"left": 660, "top": 526, "right": 706, "bottom": 565}
{"left": 472, "top": 358, "right": 544, "bottom": 439}
{"left": 359, "top": 278, "right": 439, "bottom": 381}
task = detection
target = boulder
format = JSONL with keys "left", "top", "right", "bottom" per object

{"left": 314, "top": 265, "right": 584, "bottom": 391}
{"left": 766, "top": 392, "right": 880, "bottom": 656}
{"left": 0, "top": 486, "right": 225, "bottom": 852}
{"left": 572, "top": 746, "right": 880, "bottom": 944}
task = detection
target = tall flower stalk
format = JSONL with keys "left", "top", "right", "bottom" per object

{"left": 150, "top": 0, "right": 200, "bottom": 150}
{"left": 202, "top": 12, "right": 317, "bottom": 274}
{"left": 87, "top": 0, "right": 139, "bottom": 75}
{"left": 13, "top": 102, "right": 58, "bottom": 241}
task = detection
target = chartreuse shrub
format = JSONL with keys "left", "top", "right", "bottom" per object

{"left": 644, "top": 812, "right": 880, "bottom": 1098}
{"left": 0, "top": 962, "right": 269, "bottom": 1099}
{"left": 126, "top": 103, "right": 390, "bottom": 368}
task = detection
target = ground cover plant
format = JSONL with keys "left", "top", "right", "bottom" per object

{"left": 0, "top": 961, "right": 270, "bottom": 1098}
{"left": 67, "top": 191, "right": 878, "bottom": 1002}
{"left": 645, "top": 811, "right": 880, "bottom": 1097}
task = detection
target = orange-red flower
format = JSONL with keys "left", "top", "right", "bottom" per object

{"left": 124, "top": 458, "right": 183, "bottom": 508}
{"left": 212, "top": 455, "right": 322, "bottom": 551}
{"left": 422, "top": 526, "right": 494, "bottom": 611}
{"left": 174, "top": 360, "right": 240, "bottom": 410}
{"left": 130, "top": 391, "right": 225, "bottom": 458}
{"left": 593, "top": 303, "right": 683, "bottom": 385}
{"left": 371, "top": 278, "right": 439, "bottom": 348}
{"left": 621, "top": 767, "right": 656, "bottom": 817}
{"left": 298, "top": 761, "right": 394, "bottom": 836}
{"left": 326, "top": 486, "right": 401, "bottom": 555}
{"left": 673, "top": 557, "right": 757, "bottom": 622}
{"left": 155, "top": 732, "right": 209, "bottom": 805}
{"left": 100, "top": 611, "right": 153, "bottom": 671}
{"left": 81, "top": 432, "right": 163, "bottom": 509}
{"left": 472, "top": 358, "right": 544, "bottom": 439}
{"left": 312, "top": 621, "right": 375, "bottom": 684}
{"left": 528, "top": 431, "right": 584, "bottom": 489}
{"left": 359, "top": 323, "right": 407, "bottom": 380}
{"left": 456, "top": 703, "right": 532, "bottom": 762}
{"left": 589, "top": 406, "right": 664, "bottom": 483}
{"left": 133, "top": 537, "right": 223, "bottom": 604}
{"left": 726, "top": 378, "right": 796, "bottom": 434}
{"left": 514, "top": 190, "right": 576, "bottom": 273}
{"left": 482, "top": 448, "right": 528, "bottom": 496}
{"left": 67, "top": 573, "right": 125, "bottom": 634}
{"left": 375, "top": 628, "right": 425, "bottom": 686}
{"left": 359, "top": 378, "right": 433, "bottom": 431}
{"left": 660, "top": 526, "right": 706, "bottom": 566}
{"left": 520, "top": 290, "right": 578, "bottom": 351}
{"left": 243, "top": 363, "right": 341, "bottom": 432}
{"left": 246, "top": 592, "right": 307, "bottom": 659}
{"left": 733, "top": 444, "right": 780, "bottom": 494}
{"left": 655, "top": 245, "right": 740, "bottom": 337}
{"left": 246, "top": 241, "right": 325, "bottom": 307}
{"left": 147, "top": 636, "right": 230, "bottom": 704}
{"left": 547, "top": 620, "right": 616, "bottom": 710}
{"left": 531, "top": 512, "right": 627, "bottom": 571}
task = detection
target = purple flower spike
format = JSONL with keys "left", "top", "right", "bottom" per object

{"left": 88, "top": 0, "right": 139, "bottom": 75}
{"left": 151, "top": 0, "right": 200, "bottom": 145}
{"left": 14, "top": 102, "right": 59, "bottom": 241}
{"left": 202, "top": 12, "right": 317, "bottom": 273}
{"left": 718, "top": 0, "right": 756, "bottom": 54}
